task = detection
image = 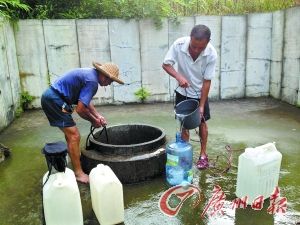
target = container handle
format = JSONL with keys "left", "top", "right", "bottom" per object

{"left": 259, "top": 142, "right": 277, "bottom": 153}
{"left": 85, "top": 126, "right": 109, "bottom": 150}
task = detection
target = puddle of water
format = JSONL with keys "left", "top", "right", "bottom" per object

{"left": 0, "top": 99, "right": 299, "bottom": 225}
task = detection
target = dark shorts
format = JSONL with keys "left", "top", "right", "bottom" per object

{"left": 175, "top": 91, "right": 211, "bottom": 122}
{"left": 41, "top": 88, "right": 75, "bottom": 128}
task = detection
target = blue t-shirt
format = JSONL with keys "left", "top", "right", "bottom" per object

{"left": 51, "top": 68, "right": 99, "bottom": 107}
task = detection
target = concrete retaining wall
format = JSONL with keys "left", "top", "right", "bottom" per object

{"left": 77, "top": 19, "right": 112, "bottom": 105}
{"left": 140, "top": 19, "right": 170, "bottom": 102}
{"left": 14, "top": 20, "right": 48, "bottom": 108}
{"left": 0, "top": 19, "right": 20, "bottom": 131}
{"left": 246, "top": 13, "right": 272, "bottom": 97}
{"left": 270, "top": 11, "right": 284, "bottom": 99}
{"left": 282, "top": 7, "right": 300, "bottom": 106}
{"left": 0, "top": 6, "right": 299, "bottom": 131}
{"left": 221, "top": 16, "right": 247, "bottom": 99}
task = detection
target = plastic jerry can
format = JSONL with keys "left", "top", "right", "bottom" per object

{"left": 236, "top": 142, "right": 282, "bottom": 204}
{"left": 42, "top": 168, "right": 83, "bottom": 225}
{"left": 166, "top": 132, "right": 193, "bottom": 186}
{"left": 89, "top": 164, "right": 124, "bottom": 225}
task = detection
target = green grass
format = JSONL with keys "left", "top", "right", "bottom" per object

{"left": 0, "top": 0, "right": 29, "bottom": 20}
{"left": 169, "top": 0, "right": 295, "bottom": 16}
{"left": 8, "top": 0, "right": 297, "bottom": 20}
{"left": 0, "top": 0, "right": 296, "bottom": 27}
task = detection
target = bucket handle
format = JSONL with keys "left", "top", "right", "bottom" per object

{"left": 173, "top": 85, "right": 200, "bottom": 109}
{"left": 85, "top": 125, "right": 109, "bottom": 150}
{"left": 174, "top": 85, "right": 200, "bottom": 100}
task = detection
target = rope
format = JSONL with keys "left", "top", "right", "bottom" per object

{"left": 42, "top": 166, "right": 52, "bottom": 187}
{"left": 42, "top": 154, "right": 67, "bottom": 187}
{"left": 208, "top": 145, "right": 234, "bottom": 176}
{"left": 85, "top": 125, "right": 109, "bottom": 149}
{"left": 191, "top": 136, "right": 244, "bottom": 176}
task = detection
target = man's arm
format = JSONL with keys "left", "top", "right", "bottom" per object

{"left": 162, "top": 64, "right": 189, "bottom": 88}
{"left": 87, "top": 103, "right": 107, "bottom": 126}
{"left": 87, "top": 103, "right": 100, "bottom": 118}
{"left": 199, "top": 79, "right": 211, "bottom": 114}
{"left": 76, "top": 101, "right": 102, "bottom": 127}
{"left": 200, "top": 54, "right": 216, "bottom": 114}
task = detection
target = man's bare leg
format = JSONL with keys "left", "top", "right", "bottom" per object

{"left": 61, "top": 126, "right": 89, "bottom": 183}
{"left": 199, "top": 122, "right": 208, "bottom": 157}
{"left": 195, "top": 121, "right": 209, "bottom": 169}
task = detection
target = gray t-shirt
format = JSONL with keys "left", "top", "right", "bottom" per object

{"left": 163, "top": 36, "right": 217, "bottom": 98}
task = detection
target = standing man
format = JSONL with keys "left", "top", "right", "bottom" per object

{"left": 162, "top": 24, "right": 217, "bottom": 170}
{"left": 41, "top": 62, "right": 124, "bottom": 183}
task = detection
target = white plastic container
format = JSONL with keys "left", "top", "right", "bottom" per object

{"left": 89, "top": 164, "right": 124, "bottom": 225}
{"left": 236, "top": 142, "right": 282, "bottom": 204}
{"left": 42, "top": 168, "right": 83, "bottom": 225}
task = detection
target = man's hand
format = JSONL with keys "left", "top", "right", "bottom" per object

{"left": 92, "top": 118, "right": 102, "bottom": 128}
{"left": 199, "top": 105, "right": 205, "bottom": 122}
{"left": 199, "top": 106, "right": 204, "bottom": 115}
{"left": 98, "top": 115, "right": 107, "bottom": 126}
{"left": 177, "top": 75, "right": 189, "bottom": 88}
{"left": 92, "top": 115, "right": 107, "bottom": 128}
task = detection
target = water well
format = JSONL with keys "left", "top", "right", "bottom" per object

{"left": 81, "top": 124, "right": 166, "bottom": 183}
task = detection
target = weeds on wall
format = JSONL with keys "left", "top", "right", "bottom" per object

{"left": 15, "top": 91, "right": 35, "bottom": 117}
{"left": 21, "top": 91, "right": 34, "bottom": 110}
{"left": 134, "top": 87, "right": 151, "bottom": 103}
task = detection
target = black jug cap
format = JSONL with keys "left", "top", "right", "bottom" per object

{"left": 42, "top": 141, "right": 67, "bottom": 155}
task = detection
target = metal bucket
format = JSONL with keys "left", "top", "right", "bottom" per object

{"left": 175, "top": 99, "right": 200, "bottom": 129}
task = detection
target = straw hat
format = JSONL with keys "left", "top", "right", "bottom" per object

{"left": 93, "top": 62, "right": 124, "bottom": 84}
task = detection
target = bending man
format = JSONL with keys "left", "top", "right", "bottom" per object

{"left": 41, "top": 62, "right": 124, "bottom": 183}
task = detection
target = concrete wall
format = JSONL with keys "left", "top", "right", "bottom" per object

{"left": 140, "top": 19, "right": 170, "bottom": 102}
{"left": 109, "top": 19, "right": 142, "bottom": 103}
{"left": 77, "top": 19, "right": 112, "bottom": 105}
{"left": 270, "top": 11, "right": 284, "bottom": 99}
{"left": 221, "top": 16, "right": 247, "bottom": 99}
{"left": 0, "top": 6, "right": 300, "bottom": 131}
{"left": 0, "top": 19, "right": 20, "bottom": 131}
{"left": 282, "top": 7, "right": 300, "bottom": 106}
{"left": 14, "top": 20, "right": 48, "bottom": 108}
{"left": 246, "top": 13, "right": 272, "bottom": 97}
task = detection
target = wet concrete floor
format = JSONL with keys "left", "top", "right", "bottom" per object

{"left": 0, "top": 97, "right": 299, "bottom": 225}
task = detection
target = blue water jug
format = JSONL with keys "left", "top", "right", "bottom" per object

{"left": 166, "top": 132, "right": 193, "bottom": 186}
